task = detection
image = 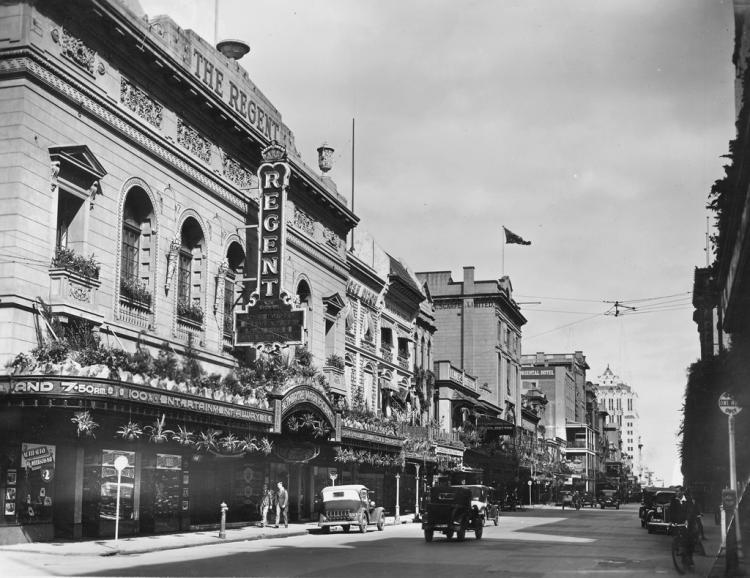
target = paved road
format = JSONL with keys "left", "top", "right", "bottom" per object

{"left": 1, "top": 504, "right": 720, "bottom": 577}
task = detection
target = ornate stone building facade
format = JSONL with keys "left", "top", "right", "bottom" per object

{"left": 0, "top": 0, "right": 451, "bottom": 544}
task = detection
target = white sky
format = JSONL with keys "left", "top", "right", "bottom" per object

{"left": 140, "top": 0, "right": 736, "bottom": 483}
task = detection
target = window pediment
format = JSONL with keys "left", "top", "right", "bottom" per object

{"left": 50, "top": 145, "right": 107, "bottom": 199}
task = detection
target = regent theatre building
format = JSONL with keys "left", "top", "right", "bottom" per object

{"left": 0, "top": 0, "right": 459, "bottom": 544}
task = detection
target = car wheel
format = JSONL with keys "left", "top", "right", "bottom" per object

{"left": 376, "top": 517, "right": 384, "bottom": 531}
{"left": 342, "top": 525, "right": 350, "bottom": 533}
{"left": 359, "top": 515, "right": 367, "bottom": 533}
{"left": 424, "top": 529, "right": 433, "bottom": 542}
{"left": 321, "top": 525, "right": 330, "bottom": 534}
{"left": 457, "top": 526, "right": 466, "bottom": 541}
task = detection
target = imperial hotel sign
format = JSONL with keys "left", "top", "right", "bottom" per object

{"left": 235, "top": 143, "right": 305, "bottom": 348}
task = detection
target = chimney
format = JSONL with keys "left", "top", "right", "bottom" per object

{"left": 463, "top": 266, "right": 475, "bottom": 292}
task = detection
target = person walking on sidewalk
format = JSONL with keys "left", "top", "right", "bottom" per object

{"left": 259, "top": 483, "right": 274, "bottom": 527}
{"left": 275, "top": 481, "right": 288, "bottom": 528}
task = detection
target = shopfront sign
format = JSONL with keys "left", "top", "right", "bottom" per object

{"left": 3, "top": 378, "right": 273, "bottom": 425}
{"left": 21, "top": 443, "right": 55, "bottom": 470}
{"left": 281, "top": 386, "right": 336, "bottom": 427}
{"left": 235, "top": 142, "right": 305, "bottom": 349}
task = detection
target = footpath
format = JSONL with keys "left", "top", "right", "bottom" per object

{"left": 0, "top": 515, "right": 416, "bottom": 558}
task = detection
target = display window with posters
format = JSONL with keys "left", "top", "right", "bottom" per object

{"left": 19, "top": 443, "right": 56, "bottom": 524}
{"left": 141, "top": 453, "right": 182, "bottom": 533}
{"left": 82, "top": 449, "right": 136, "bottom": 538}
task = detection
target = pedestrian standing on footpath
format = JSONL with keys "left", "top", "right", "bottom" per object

{"left": 259, "top": 483, "right": 273, "bottom": 527}
{"left": 275, "top": 481, "right": 288, "bottom": 528}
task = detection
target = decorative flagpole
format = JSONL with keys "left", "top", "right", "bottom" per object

{"left": 501, "top": 228, "right": 505, "bottom": 277}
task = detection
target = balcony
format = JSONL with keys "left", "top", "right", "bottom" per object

{"left": 48, "top": 267, "right": 102, "bottom": 320}
{"left": 396, "top": 352, "right": 409, "bottom": 369}
{"left": 118, "top": 296, "right": 152, "bottom": 329}
{"left": 323, "top": 365, "right": 346, "bottom": 394}
{"left": 360, "top": 338, "right": 376, "bottom": 354}
{"left": 176, "top": 315, "right": 203, "bottom": 345}
{"left": 380, "top": 345, "right": 393, "bottom": 362}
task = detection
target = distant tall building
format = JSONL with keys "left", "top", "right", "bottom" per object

{"left": 594, "top": 366, "right": 642, "bottom": 480}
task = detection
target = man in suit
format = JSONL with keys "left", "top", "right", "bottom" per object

{"left": 275, "top": 481, "right": 288, "bottom": 528}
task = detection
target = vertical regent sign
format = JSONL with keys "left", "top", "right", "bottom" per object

{"left": 235, "top": 142, "right": 305, "bottom": 348}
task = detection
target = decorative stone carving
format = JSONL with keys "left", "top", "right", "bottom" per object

{"left": 165, "top": 237, "right": 181, "bottom": 293}
{"left": 177, "top": 120, "right": 212, "bottom": 163}
{"left": 292, "top": 207, "right": 315, "bottom": 235}
{"left": 120, "top": 78, "right": 164, "bottom": 128}
{"left": 321, "top": 225, "right": 341, "bottom": 250}
{"left": 59, "top": 29, "right": 96, "bottom": 74}
{"left": 221, "top": 152, "right": 254, "bottom": 189}
{"left": 8, "top": 55, "right": 244, "bottom": 211}
{"left": 50, "top": 160, "right": 60, "bottom": 193}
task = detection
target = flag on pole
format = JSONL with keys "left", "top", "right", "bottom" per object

{"left": 503, "top": 226, "right": 531, "bottom": 246}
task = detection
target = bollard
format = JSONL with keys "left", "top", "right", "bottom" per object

{"left": 219, "top": 502, "right": 228, "bottom": 539}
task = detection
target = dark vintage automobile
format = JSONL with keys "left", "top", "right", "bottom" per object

{"left": 422, "top": 486, "right": 483, "bottom": 542}
{"left": 639, "top": 487, "right": 670, "bottom": 527}
{"left": 598, "top": 489, "right": 621, "bottom": 509}
{"left": 645, "top": 489, "right": 677, "bottom": 534}
{"left": 464, "top": 485, "right": 500, "bottom": 526}
{"left": 581, "top": 492, "right": 596, "bottom": 508}
{"left": 317, "top": 484, "right": 385, "bottom": 533}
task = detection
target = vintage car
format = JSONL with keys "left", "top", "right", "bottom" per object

{"left": 422, "top": 485, "right": 483, "bottom": 542}
{"left": 598, "top": 489, "right": 620, "bottom": 509}
{"left": 464, "top": 485, "right": 500, "bottom": 526}
{"left": 645, "top": 489, "right": 678, "bottom": 534}
{"left": 581, "top": 492, "right": 596, "bottom": 508}
{"left": 639, "top": 487, "right": 670, "bottom": 527}
{"left": 317, "top": 484, "right": 385, "bottom": 533}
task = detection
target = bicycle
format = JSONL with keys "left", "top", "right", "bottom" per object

{"left": 671, "top": 521, "right": 704, "bottom": 574}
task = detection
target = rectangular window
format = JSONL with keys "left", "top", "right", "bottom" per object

{"left": 223, "top": 275, "right": 235, "bottom": 335}
{"left": 627, "top": 399, "right": 633, "bottom": 411}
{"left": 608, "top": 399, "right": 613, "bottom": 410}
{"left": 177, "top": 251, "right": 191, "bottom": 303}
{"left": 121, "top": 224, "right": 139, "bottom": 280}
{"left": 616, "top": 398, "right": 621, "bottom": 410}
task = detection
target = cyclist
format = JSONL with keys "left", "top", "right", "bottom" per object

{"left": 670, "top": 486, "right": 698, "bottom": 570}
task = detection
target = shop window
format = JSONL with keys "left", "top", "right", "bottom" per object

{"left": 10, "top": 443, "right": 57, "bottom": 524}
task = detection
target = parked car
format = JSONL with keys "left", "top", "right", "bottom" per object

{"left": 645, "top": 489, "right": 678, "bottom": 534}
{"left": 316, "top": 484, "right": 385, "bottom": 533}
{"left": 598, "top": 489, "right": 620, "bottom": 509}
{"left": 581, "top": 492, "right": 596, "bottom": 508}
{"left": 422, "top": 485, "right": 483, "bottom": 542}
{"left": 464, "top": 485, "right": 500, "bottom": 526}
{"left": 640, "top": 487, "right": 670, "bottom": 527}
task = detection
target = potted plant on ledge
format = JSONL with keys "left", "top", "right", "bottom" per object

{"left": 48, "top": 246, "right": 101, "bottom": 306}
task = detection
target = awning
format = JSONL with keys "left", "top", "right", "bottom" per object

{"left": 476, "top": 414, "right": 515, "bottom": 435}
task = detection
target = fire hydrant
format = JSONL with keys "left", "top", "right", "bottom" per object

{"left": 219, "top": 502, "right": 228, "bottom": 539}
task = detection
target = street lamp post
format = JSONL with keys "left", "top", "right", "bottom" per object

{"left": 719, "top": 392, "right": 743, "bottom": 559}
{"left": 395, "top": 473, "right": 401, "bottom": 524}
{"left": 113, "top": 455, "right": 129, "bottom": 545}
{"left": 414, "top": 464, "right": 420, "bottom": 521}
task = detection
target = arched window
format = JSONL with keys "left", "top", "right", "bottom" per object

{"left": 362, "top": 364, "right": 375, "bottom": 413}
{"left": 176, "top": 217, "right": 205, "bottom": 326}
{"left": 119, "top": 187, "right": 155, "bottom": 321}
{"left": 223, "top": 242, "right": 245, "bottom": 341}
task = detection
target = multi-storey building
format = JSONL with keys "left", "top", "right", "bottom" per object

{"left": 520, "top": 351, "right": 595, "bottom": 492}
{"left": 594, "top": 366, "right": 641, "bottom": 479}
{"left": 415, "top": 267, "right": 525, "bottom": 490}
{"left": 415, "top": 268, "right": 526, "bottom": 423}
{"left": 0, "top": 0, "right": 449, "bottom": 544}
